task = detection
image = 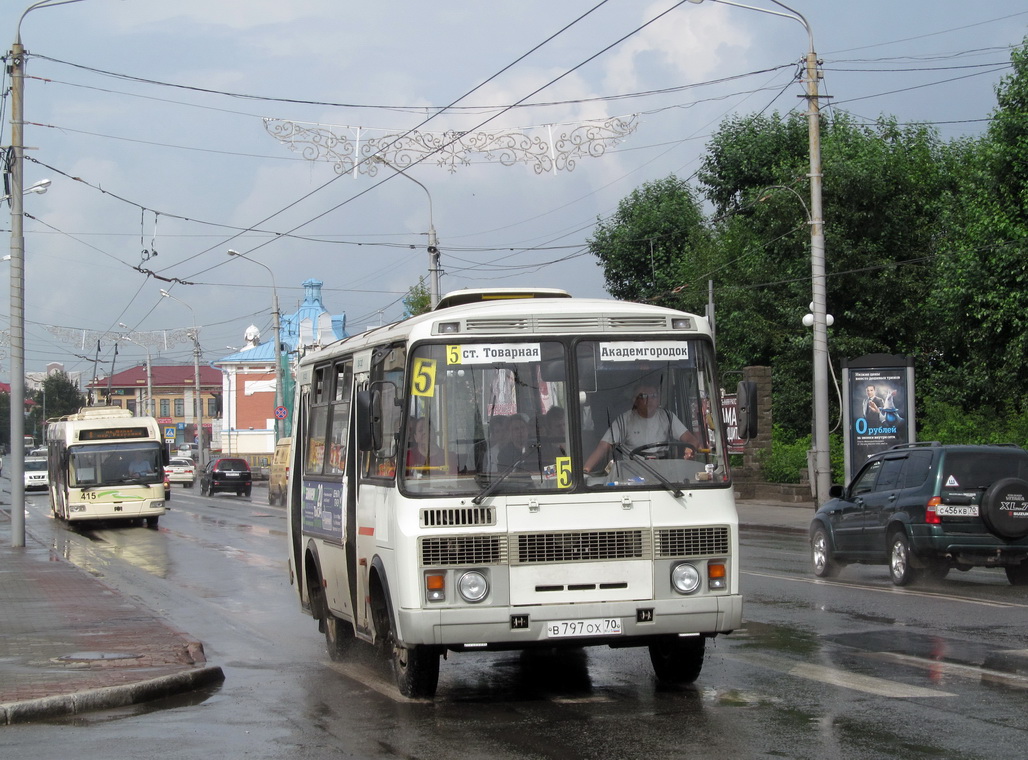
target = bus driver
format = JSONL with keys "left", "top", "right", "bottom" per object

{"left": 583, "top": 384, "right": 700, "bottom": 475}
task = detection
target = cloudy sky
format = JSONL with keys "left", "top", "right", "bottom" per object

{"left": 2, "top": 0, "right": 1025, "bottom": 377}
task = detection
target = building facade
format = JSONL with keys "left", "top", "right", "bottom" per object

{"left": 213, "top": 278, "right": 347, "bottom": 464}
{"left": 88, "top": 364, "right": 222, "bottom": 452}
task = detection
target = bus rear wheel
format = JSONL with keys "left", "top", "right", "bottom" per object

{"left": 324, "top": 612, "right": 355, "bottom": 661}
{"left": 649, "top": 635, "right": 705, "bottom": 685}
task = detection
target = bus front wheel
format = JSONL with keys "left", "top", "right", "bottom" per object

{"left": 392, "top": 642, "right": 440, "bottom": 699}
{"left": 371, "top": 581, "right": 440, "bottom": 698}
{"left": 649, "top": 635, "right": 705, "bottom": 685}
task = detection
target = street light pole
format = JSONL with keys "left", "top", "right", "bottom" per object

{"left": 7, "top": 0, "right": 82, "bottom": 548}
{"left": 227, "top": 250, "right": 283, "bottom": 443}
{"left": 118, "top": 328, "right": 153, "bottom": 417}
{"left": 690, "top": 0, "right": 831, "bottom": 505}
{"left": 371, "top": 156, "right": 440, "bottom": 308}
{"left": 160, "top": 290, "right": 205, "bottom": 467}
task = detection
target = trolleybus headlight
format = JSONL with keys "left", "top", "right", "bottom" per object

{"left": 671, "top": 563, "right": 701, "bottom": 595}
{"left": 457, "top": 570, "right": 489, "bottom": 603}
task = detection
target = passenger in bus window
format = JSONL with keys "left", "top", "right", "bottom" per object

{"left": 406, "top": 417, "right": 447, "bottom": 475}
{"left": 495, "top": 414, "right": 536, "bottom": 473}
{"left": 539, "top": 406, "right": 567, "bottom": 462}
{"left": 486, "top": 415, "right": 511, "bottom": 471}
{"left": 583, "top": 384, "right": 700, "bottom": 474}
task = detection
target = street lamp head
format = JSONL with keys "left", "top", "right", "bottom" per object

{"left": 159, "top": 289, "right": 171, "bottom": 298}
{"left": 227, "top": 249, "right": 240, "bottom": 257}
{"left": 25, "top": 178, "right": 50, "bottom": 195}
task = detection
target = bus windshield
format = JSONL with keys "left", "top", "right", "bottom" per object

{"left": 69, "top": 442, "right": 163, "bottom": 487}
{"left": 400, "top": 337, "right": 728, "bottom": 496}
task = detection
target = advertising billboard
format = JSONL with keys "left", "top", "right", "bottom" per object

{"left": 842, "top": 354, "right": 916, "bottom": 483}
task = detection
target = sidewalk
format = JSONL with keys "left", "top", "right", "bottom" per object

{"left": 0, "top": 496, "right": 808, "bottom": 726}
{"left": 0, "top": 508, "right": 224, "bottom": 726}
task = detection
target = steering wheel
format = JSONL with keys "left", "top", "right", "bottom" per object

{"left": 629, "top": 441, "right": 697, "bottom": 459}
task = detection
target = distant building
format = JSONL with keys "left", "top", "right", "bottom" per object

{"left": 26, "top": 362, "right": 85, "bottom": 392}
{"left": 213, "top": 279, "right": 347, "bottom": 464}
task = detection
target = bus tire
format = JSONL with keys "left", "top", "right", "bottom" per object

{"left": 146, "top": 516, "right": 159, "bottom": 529}
{"left": 370, "top": 575, "right": 440, "bottom": 698}
{"left": 392, "top": 643, "right": 440, "bottom": 699}
{"left": 324, "top": 612, "right": 356, "bottom": 661}
{"left": 649, "top": 635, "right": 705, "bottom": 685}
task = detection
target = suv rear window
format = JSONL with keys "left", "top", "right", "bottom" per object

{"left": 218, "top": 459, "right": 250, "bottom": 471}
{"left": 942, "top": 451, "right": 1028, "bottom": 490}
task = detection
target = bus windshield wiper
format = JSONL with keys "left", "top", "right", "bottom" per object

{"left": 472, "top": 444, "right": 539, "bottom": 505}
{"left": 612, "top": 442, "right": 683, "bottom": 498}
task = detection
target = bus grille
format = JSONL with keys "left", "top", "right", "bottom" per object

{"left": 420, "top": 506, "right": 495, "bottom": 528}
{"left": 514, "top": 529, "right": 649, "bottom": 564}
{"left": 420, "top": 535, "right": 507, "bottom": 566}
{"left": 655, "top": 526, "right": 730, "bottom": 557}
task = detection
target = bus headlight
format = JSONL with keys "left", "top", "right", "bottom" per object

{"left": 151, "top": 500, "right": 165, "bottom": 509}
{"left": 457, "top": 570, "right": 489, "bottom": 603}
{"left": 671, "top": 563, "right": 701, "bottom": 595}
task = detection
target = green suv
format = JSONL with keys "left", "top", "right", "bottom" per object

{"left": 810, "top": 442, "right": 1028, "bottom": 586}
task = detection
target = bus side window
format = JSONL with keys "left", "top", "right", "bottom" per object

{"left": 326, "top": 360, "right": 353, "bottom": 476}
{"left": 306, "top": 365, "right": 331, "bottom": 475}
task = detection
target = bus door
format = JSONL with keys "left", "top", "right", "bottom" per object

{"left": 353, "top": 345, "right": 405, "bottom": 637}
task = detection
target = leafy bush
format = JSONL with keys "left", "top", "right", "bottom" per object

{"left": 758, "top": 425, "right": 846, "bottom": 484}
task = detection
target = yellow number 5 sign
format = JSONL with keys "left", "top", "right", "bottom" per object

{"left": 411, "top": 357, "right": 437, "bottom": 397}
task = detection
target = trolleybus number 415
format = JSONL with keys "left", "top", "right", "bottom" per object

{"left": 547, "top": 618, "right": 623, "bottom": 638}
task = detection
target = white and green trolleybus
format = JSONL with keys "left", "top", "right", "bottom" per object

{"left": 46, "top": 406, "right": 168, "bottom": 528}
{"left": 287, "top": 289, "right": 750, "bottom": 697}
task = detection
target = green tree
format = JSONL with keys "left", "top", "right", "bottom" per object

{"left": 923, "top": 37, "right": 1028, "bottom": 414}
{"left": 26, "top": 371, "right": 85, "bottom": 439}
{"left": 698, "top": 112, "right": 951, "bottom": 433}
{"left": 587, "top": 176, "right": 708, "bottom": 308}
{"left": 403, "top": 277, "right": 432, "bottom": 318}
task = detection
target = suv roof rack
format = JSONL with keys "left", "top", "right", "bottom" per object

{"left": 887, "top": 441, "right": 941, "bottom": 450}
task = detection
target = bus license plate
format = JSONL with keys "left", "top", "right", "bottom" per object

{"left": 936, "top": 504, "right": 979, "bottom": 517}
{"left": 546, "top": 618, "right": 622, "bottom": 639}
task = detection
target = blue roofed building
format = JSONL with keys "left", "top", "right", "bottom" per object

{"left": 212, "top": 279, "right": 347, "bottom": 467}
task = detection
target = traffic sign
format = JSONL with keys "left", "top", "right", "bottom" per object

{"left": 163, "top": 426, "right": 176, "bottom": 441}
{"left": 274, "top": 406, "right": 288, "bottom": 420}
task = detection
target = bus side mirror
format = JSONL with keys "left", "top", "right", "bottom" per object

{"left": 736, "top": 381, "right": 758, "bottom": 440}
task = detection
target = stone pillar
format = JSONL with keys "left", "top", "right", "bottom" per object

{"left": 741, "top": 365, "right": 772, "bottom": 471}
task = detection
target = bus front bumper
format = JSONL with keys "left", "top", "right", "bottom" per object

{"left": 395, "top": 593, "right": 742, "bottom": 649}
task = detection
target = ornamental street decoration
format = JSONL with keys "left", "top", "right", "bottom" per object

{"left": 263, "top": 115, "right": 638, "bottom": 176}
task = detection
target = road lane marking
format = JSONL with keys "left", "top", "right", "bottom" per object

{"left": 867, "top": 652, "right": 1028, "bottom": 690}
{"left": 743, "top": 570, "right": 1028, "bottom": 608}
{"left": 725, "top": 651, "right": 956, "bottom": 698}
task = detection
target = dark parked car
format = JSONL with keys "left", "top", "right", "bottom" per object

{"left": 200, "top": 457, "right": 252, "bottom": 497}
{"left": 810, "top": 442, "right": 1028, "bottom": 586}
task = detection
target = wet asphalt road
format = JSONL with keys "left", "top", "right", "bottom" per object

{"left": 3, "top": 482, "right": 1027, "bottom": 759}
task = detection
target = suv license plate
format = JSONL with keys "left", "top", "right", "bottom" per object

{"left": 546, "top": 618, "right": 623, "bottom": 638}
{"left": 937, "top": 504, "right": 979, "bottom": 517}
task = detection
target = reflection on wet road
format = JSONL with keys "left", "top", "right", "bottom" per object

{"left": 5, "top": 485, "right": 1028, "bottom": 759}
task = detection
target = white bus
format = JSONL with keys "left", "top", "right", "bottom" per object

{"left": 287, "top": 289, "right": 749, "bottom": 697}
{"left": 46, "top": 407, "right": 168, "bottom": 528}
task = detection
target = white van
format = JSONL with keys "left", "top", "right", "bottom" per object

{"left": 24, "top": 457, "right": 49, "bottom": 490}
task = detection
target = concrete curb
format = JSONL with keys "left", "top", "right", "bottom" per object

{"left": 0, "top": 665, "right": 225, "bottom": 726}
